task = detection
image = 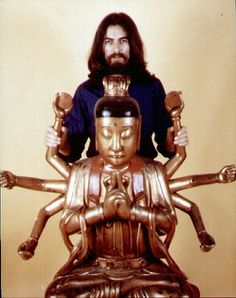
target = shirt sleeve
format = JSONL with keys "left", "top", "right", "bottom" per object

{"left": 152, "top": 78, "right": 174, "bottom": 158}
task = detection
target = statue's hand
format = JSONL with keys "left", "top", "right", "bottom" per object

{"left": 53, "top": 103, "right": 65, "bottom": 118}
{"left": 103, "top": 171, "right": 131, "bottom": 220}
{"left": 0, "top": 170, "right": 16, "bottom": 189}
{"left": 18, "top": 237, "right": 38, "bottom": 260}
{"left": 198, "top": 231, "right": 215, "bottom": 252}
{"left": 115, "top": 193, "right": 132, "bottom": 221}
{"left": 103, "top": 190, "right": 131, "bottom": 220}
{"left": 218, "top": 165, "right": 236, "bottom": 183}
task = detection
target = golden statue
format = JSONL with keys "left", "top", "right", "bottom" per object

{"left": 1, "top": 75, "right": 235, "bottom": 297}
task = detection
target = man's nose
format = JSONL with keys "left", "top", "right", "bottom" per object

{"left": 110, "top": 134, "right": 122, "bottom": 152}
{"left": 113, "top": 41, "right": 121, "bottom": 54}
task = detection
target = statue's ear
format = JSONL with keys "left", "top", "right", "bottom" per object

{"left": 137, "top": 116, "right": 141, "bottom": 151}
{"left": 95, "top": 120, "right": 98, "bottom": 151}
{"left": 95, "top": 135, "right": 98, "bottom": 151}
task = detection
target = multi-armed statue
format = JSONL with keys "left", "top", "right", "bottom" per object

{"left": 1, "top": 75, "right": 235, "bottom": 297}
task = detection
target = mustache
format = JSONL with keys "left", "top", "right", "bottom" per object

{"left": 110, "top": 53, "right": 126, "bottom": 59}
{"left": 107, "top": 53, "right": 127, "bottom": 62}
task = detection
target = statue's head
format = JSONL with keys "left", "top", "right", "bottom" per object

{"left": 95, "top": 75, "right": 141, "bottom": 168}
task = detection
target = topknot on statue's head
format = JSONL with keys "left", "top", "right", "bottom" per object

{"left": 103, "top": 75, "right": 130, "bottom": 96}
{"left": 95, "top": 75, "right": 140, "bottom": 118}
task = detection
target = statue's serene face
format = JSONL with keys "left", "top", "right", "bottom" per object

{"left": 96, "top": 117, "right": 140, "bottom": 167}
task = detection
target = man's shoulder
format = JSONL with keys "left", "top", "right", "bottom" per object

{"left": 75, "top": 79, "right": 93, "bottom": 92}
{"left": 74, "top": 79, "right": 103, "bottom": 99}
{"left": 131, "top": 74, "right": 164, "bottom": 93}
{"left": 145, "top": 75, "right": 164, "bottom": 90}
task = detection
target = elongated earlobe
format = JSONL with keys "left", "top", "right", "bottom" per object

{"left": 137, "top": 116, "right": 141, "bottom": 151}
{"left": 95, "top": 121, "right": 98, "bottom": 151}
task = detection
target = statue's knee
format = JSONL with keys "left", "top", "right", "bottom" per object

{"left": 128, "top": 287, "right": 181, "bottom": 298}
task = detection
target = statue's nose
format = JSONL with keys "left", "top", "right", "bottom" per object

{"left": 110, "top": 134, "right": 122, "bottom": 152}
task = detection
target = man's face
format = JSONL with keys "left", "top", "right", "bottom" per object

{"left": 96, "top": 117, "right": 139, "bottom": 168}
{"left": 103, "top": 25, "right": 130, "bottom": 67}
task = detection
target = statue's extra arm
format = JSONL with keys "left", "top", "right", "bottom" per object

{"left": 169, "top": 165, "right": 236, "bottom": 192}
{"left": 46, "top": 93, "right": 73, "bottom": 178}
{"left": 130, "top": 204, "right": 175, "bottom": 235}
{"left": 18, "top": 195, "right": 65, "bottom": 260}
{"left": 164, "top": 143, "right": 186, "bottom": 178}
{"left": 0, "top": 170, "right": 67, "bottom": 193}
{"left": 63, "top": 205, "right": 104, "bottom": 236}
{"left": 163, "top": 92, "right": 187, "bottom": 178}
{"left": 46, "top": 146, "right": 71, "bottom": 179}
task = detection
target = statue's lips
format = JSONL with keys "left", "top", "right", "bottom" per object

{"left": 108, "top": 154, "right": 125, "bottom": 159}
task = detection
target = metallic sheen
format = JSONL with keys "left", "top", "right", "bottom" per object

{"left": 1, "top": 75, "right": 235, "bottom": 298}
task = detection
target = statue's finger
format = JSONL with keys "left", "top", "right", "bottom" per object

{"left": 107, "top": 172, "right": 117, "bottom": 192}
{"left": 116, "top": 171, "right": 126, "bottom": 192}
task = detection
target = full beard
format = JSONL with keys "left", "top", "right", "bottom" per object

{"left": 105, "top": 54, "right": 131, "bottom": 76}
{"left": 105, "top": 62, "right": 131, "bottom": 76}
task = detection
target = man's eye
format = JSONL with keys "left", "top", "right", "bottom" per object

{"left": 104, "top": 39, "right": 112, "bottom": 45}
{"left": 120, "top": 38, "right": 128, "bottom": 44}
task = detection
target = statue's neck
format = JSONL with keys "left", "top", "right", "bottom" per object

{"left": 103, "top": 162, "right": 129, "bottom": 174}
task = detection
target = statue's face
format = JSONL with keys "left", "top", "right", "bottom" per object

{"left": 96, "top": 117, "right": 140, "bottom": 167}
{"left": 103, "top": 25, "right": 130, "bottom": 66}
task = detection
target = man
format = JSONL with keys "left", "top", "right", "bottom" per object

{"left": 46, "top": 12, "right": 188, "bottom": 163}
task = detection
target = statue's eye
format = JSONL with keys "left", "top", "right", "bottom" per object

{"left": 101, "top": 127, "right": 112, "bottom": 138}
{"left": 121, "top": 128, "right": 133, "bottom": 139}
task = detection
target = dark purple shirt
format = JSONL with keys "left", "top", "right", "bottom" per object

{"left": 64, "top": 76, "right": 173, "bottom": 162}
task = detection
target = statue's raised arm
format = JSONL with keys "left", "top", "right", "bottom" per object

{"left": 46, "top": 92, "right": 73, "bottom": 179}
{"left": 163, "top": 91, "right": 187, "bottom": 178}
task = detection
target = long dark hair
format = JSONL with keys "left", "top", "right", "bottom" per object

{"left": 88, "top": 12, "right": 152, "bottom": 83}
